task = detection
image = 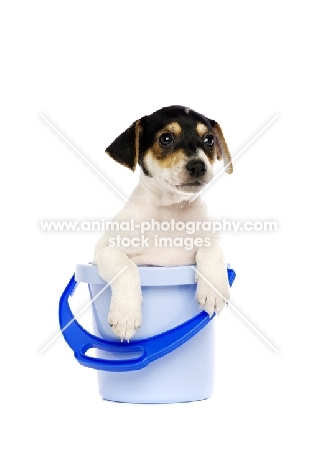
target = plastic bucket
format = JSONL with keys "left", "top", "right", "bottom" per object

{"left": 74, "top": 264, "right": 217, "bottom": 404}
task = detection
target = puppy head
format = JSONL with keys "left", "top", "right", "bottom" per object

{"left": 106, "top": 105, "right": 232, "bottom": 195}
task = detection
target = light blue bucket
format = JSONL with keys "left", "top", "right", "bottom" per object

{"left": 60, "top": 264, "right": 235, "bottom": 403}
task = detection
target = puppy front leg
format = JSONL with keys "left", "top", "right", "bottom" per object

{"left": 94, "top": 247, "right": 142, "bottom": 341}
{"left": 195, "top": 242, "right": 230, "bottom": 316}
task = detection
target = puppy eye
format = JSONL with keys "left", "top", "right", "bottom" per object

{"left": 159, "top": 133, "right": 174, "bottom": 146}
{"left": 203, "top": 135, "right": 214, "bottom": 147}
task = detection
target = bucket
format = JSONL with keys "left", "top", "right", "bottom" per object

{"left": 60, "top": 264, "right": 235, "bottom": 404}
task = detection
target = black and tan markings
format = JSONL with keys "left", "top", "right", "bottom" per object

{"left": 106, "top": 105, "right": 232, "bottom": 175}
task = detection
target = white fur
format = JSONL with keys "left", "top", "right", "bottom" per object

{"left": 94, "top": 158, "right": 229, "bottom": 341}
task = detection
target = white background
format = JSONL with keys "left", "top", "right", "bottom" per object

{"left": 1, "top": 1, "right": 310, "bottom": 466}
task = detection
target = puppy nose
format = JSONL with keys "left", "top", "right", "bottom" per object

{"left": 186, "top": 160, "right": 207, "bottom": 178}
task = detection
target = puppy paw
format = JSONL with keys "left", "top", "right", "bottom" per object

{"left": 108, "top": 295, "right": 142, "bottom": 341}
{"left": 195, "top": 273, "right": 230, "bottom": 316}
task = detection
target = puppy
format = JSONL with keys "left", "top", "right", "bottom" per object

{"left": 94, "top": 105, "right": 233, "bottom": 341}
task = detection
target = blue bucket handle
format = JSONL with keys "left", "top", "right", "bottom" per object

{"left": 59, "top": 268, "right": 236, "bottom": 372}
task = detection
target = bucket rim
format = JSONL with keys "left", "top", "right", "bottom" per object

{"left": 75, "top": 263, "right": 200, "bottom": 286}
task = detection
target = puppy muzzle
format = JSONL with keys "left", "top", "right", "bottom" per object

{"left": 186, "top": 159, "right": 207, "bottom": 178}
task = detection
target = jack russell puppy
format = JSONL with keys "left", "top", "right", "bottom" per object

{"left": 94, "top": 105, "right": 233, "bottom": 341}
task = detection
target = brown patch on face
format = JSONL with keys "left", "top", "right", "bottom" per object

{"left": 152, "top": 149, "right": 186, "bottom": 169}
{"left": 204, "top": 146, "right": 217, "bottom": 163}
{"left": 196, "top": 122, "right": 208, "bottom": 137}
{"left": 206, "top": 153, "right": 216, "bottom": 164}
{"left": 162, "top": 122, "right": 182, "bottom": 135}
{"left": 146, "top": 122, "right": 183, "bottom": 161}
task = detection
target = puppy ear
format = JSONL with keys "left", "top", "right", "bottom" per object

{"left": 212, "top": 121, "right": 233, "bottom": 174}
{"left": 106, "top": 120, "right": 142, "bottom": 171}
